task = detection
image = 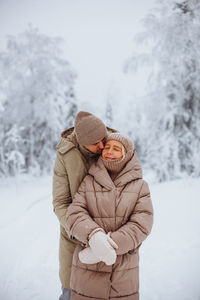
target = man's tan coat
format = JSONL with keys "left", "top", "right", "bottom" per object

{"left": 53, "top": 127, "right": 115, "bottom": 289}
{"left": 53, "top": 128, "right": 99, "bottom": 288}
{"left": 66, "top": 153, "right": 153, "bottom": 299}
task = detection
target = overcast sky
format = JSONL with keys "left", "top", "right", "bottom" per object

{"left": 0, "top": 0, "right": 156, "bottom": 108}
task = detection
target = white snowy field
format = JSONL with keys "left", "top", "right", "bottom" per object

{"left": 0, "top": 175, "right": 200, "bottom": 300}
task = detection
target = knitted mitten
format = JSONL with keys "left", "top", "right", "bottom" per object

{"left": 89, "top": 231, "right": 118, "bottom": 265}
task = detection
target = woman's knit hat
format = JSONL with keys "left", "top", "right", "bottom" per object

{"left": 74, "top": 111, "right": 107, "bottom": 145}
{"left": 101, "top": 132, "right": 134, "bottom": 175}
{"left": 106, "top": 133, "right": 134, "bottom": 153}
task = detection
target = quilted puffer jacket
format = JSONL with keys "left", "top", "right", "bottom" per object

{"left": 66, "top": 151, "right": 153, "bottom": 300}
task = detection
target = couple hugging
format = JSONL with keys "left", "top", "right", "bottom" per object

{"left": 53, "top": 111, "right": 153, "bottom": 300}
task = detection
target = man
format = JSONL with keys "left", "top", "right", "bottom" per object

{"left": 53, "top": 111, "right": 115, "bottom": 300}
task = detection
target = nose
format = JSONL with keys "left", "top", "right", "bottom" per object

{"left": 107, "top": 148, "right": 113, "bottom": 154}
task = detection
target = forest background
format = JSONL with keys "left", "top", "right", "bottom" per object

{"left": 1, "top": 0, "right": 199, "bottom": 183}
{"left": 1, "top": 1, "right": 200, "bottom": 299}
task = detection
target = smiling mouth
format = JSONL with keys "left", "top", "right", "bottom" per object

{"left": 104, "top": 157, "right": 115, "bottom": 160}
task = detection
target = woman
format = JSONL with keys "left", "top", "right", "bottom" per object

{"left": 66, "top": 133, "right": 153, "bottom": 300}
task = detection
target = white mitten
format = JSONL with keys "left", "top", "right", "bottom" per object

{"left": 79, "top": 247, "right": 101, "bottom": 264}
{"left": 89, "top": 231, "right": 118, "bottom": 265}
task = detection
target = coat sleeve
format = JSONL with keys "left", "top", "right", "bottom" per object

{"left": 66, "top": 177, "right": 101, "bottom": 245}
{"left": 110, "top": 180, "right": 153, "bottom": 255}
{"left": 52, "top": 151, "right": 72, "bottom": 236}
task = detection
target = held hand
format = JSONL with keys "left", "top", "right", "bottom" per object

{"left": 89, "top": 231, "right": 118, "bottom": 265}
{"left": 79, "top": 247, "right": 101, "bottom": 264}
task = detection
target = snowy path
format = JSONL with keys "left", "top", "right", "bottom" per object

{"left": 0, "top": 176, "right": 200, "bottom": 300}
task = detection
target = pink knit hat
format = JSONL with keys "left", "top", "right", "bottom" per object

{"left": 74, "top": 111, "right": 107, "bottom": 145}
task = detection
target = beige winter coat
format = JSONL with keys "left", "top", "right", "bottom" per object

{"left": 66, "top": 152, "right": 153, "bottom": 299}
{"left": 53, "top": 128, "right": 99, "bottom": 288}
{"left": 53, "top": 127, "right": 116, "bottom": 289}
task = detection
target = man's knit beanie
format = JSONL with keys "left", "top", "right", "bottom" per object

{"left": 101, "top": 132, "right": 134, "bottom": 174}
{"left": 74, "top": 111, "right": 107, "bottom": 145}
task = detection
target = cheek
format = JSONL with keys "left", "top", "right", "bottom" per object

{"left": 117, "top": 151, "right": 123, "bottom": 158}
{"left": 102, "top": 150, "right": 106, "bottom": 158}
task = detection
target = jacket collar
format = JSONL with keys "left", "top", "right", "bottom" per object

{"left": 89, "top": 158, "right": 115, "bottom": 190}
{"left": 114, "top": 151, "right": 142, "bottom": 186}
{"left": 89, "top": 150, "right": 142, "bottom": 189}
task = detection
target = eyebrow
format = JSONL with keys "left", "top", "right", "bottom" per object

{"left": 105, "top": 143, "right": 122, "bottom": 150}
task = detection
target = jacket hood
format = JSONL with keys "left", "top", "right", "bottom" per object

{"left": 56, "top": 127, "right": 78, "bottom": 154}
{"left": 89, "top": 150, "right": 143, "bottom": 189}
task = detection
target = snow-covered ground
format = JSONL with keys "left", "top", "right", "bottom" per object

{"left": 0, "top": 176, "right": 200, "bottom": 300}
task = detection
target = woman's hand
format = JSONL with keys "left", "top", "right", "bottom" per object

{"left": 89, "top": 231, "right": 118, "bottom": 265}
{"left": 79, "top": 247, "right": 101, "bottom": 264}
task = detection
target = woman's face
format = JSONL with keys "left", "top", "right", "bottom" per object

{"left": 102, "top": 140, "right": 123, "bottom": 160}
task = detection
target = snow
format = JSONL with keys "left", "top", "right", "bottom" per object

{"left": 0, "top": 176, "right": 60, "bottom": 300}
{"left": 0, "top": 176, "right": 200, "bottom": 300}
{"left": 140, "top": 178, "right": 200, "bottom": 300}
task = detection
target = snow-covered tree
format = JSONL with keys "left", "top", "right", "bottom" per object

{"left": 126, "top": 0, "right": 200, "bottom": 181}
{"left": 0, "top": 25, "right": 77, "bottom": 176}
{"left": 4, "top": 125, "right": 25, "bottom": 176}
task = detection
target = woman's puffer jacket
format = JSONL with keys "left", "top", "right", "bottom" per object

{"left": 66, "top": 151, "right": 153, "bottom": 300}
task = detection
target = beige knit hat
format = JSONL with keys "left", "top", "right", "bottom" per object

{"left": 106, "top": 132, "right": 134, "bottom": 153}
{"left": 101, "top": 132, "right": 134, "bottom": 174}
{"left": 74, "top": 111, "right": 107, "bottom": 145}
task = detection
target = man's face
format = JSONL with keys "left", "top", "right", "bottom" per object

{"left": 84, "top": 138, "right": 106, "bottom": 154}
